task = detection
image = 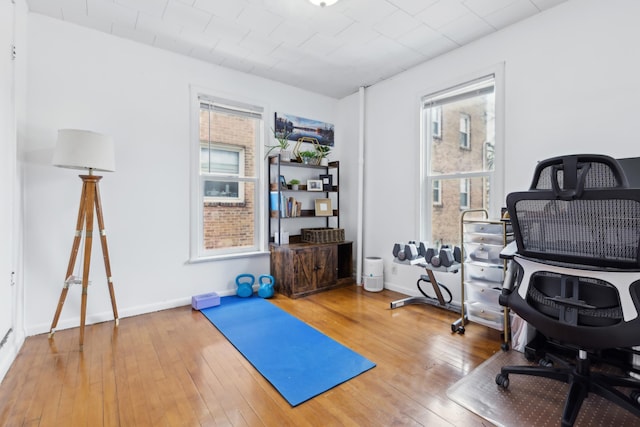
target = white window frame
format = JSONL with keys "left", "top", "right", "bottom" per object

{"left": 459, "top": 113, "right": 470, "bottom": 149}
{"left": 201, "top": 143, "right": 245, "bottom": 203}
{"left": 419, "top": 64, "right": 505, "bottom": 243}
{"left": 190, "top": 89, "right": 266, "bottom": 261}
{"left": 432, "top": 106, "right": 442, "bottom": 138}
{"left": 433, "top": 179, "right": 442, "bottom": 205}
{"left": 459, "top": 178, "right": 470, "bottom": 209}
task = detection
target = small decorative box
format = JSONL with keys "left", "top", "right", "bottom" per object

{"left": 191, "top": 292, "right": 220, "bottom": 310}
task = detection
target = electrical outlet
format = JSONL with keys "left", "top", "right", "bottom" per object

{"left": 391, "top": 265, "right": 397, "bottom": 275}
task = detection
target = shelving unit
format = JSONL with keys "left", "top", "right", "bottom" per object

{"left": 457, "top": 209, "right": 513, "bottom": 350}
{"left": 267, "top": 154, "right": 353, "bottom": 298}
{"left": 267, "top": 154, "right": 339, "bottom": 244}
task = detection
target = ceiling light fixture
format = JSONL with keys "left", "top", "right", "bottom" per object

{"left": 309, "top": 0, "right": 339, "bottom": 7}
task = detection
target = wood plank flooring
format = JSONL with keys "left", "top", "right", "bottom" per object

{"left": 0, "top": 286, "right": 503, "bottom": 426}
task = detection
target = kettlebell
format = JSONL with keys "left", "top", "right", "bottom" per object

{"left": 235, "top": 273, "right": 255, "bottom": 298}
{"left": 257, "top": 274, "right": 275, "bottom": 299}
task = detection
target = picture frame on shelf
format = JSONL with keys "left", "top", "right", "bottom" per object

{"left": 315, "top": 198, "right": 333, "bottom": 216}
{"left": 319, "top": 174, "right": 332, "bottom": 191}
{"left": 279, "top": 175, "right": 287, "bottom": 190}
{"left": 307, "top": 179, "right": 323, "bottom": 191}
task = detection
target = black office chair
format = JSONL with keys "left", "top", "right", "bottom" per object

{"left": 496, "top": 154, "right": 640, "bottom": 426}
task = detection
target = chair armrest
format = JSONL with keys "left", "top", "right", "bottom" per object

{"left": 500, "top": 241, "right": 517, "bottom": 260}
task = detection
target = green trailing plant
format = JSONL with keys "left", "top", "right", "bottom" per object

{"left": 315, "top": 144, "right": 331, "bottom": 159}
{"left": 265, "top": 128, "right": 292, "bottom": 159}
{"left": 299, "top": 150, "right": 317, "bottom": 158}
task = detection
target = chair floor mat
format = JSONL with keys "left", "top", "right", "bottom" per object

{"left": 447, "top": 349, "right": 640, "bottom": 426}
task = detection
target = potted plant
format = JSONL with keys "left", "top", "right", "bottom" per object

{"left": 299, "top": 150, "right": 318, "bottom": 165}
{"left": 265, "top": 128, "right": 292, "bottom": 161}
{"left": 288, "top": 179, "right": 300, "bottom": 190}
{"left": 315, "top": 144, "right": 331, "bottom": 166}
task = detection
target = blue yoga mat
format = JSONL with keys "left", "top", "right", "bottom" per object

{"left": 201, "top": 296, "right": 376, "bottom": 406}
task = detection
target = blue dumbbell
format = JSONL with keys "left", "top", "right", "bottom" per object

{"left": 235, "top": 274, "right": 255, "bottom": 298}
{"left": 257, "top": 274, "right": 275, "bottom": 299}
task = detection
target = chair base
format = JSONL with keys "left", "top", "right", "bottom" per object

{"left": 496, "top": 352, "right": 640, "bottom": 426}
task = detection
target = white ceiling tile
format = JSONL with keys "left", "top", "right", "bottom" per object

{"left": 530, "top": 0, "right": 568, "bottom": 11}
{"left": 63, "top": 10, "right": 113, "bottom": 34}
{"left": 299, "top": 33, "right": 343, "bottom": 57}
{"left": 416, "top": 0, "right": 469, "bottom": 29}
{"left": 303, "top": 9, "right": 354, "bottom": 37}
{"left": 439, "top": 12, "right": 494, "bottom": 44}
{"left": 194, "top": 0, "right": 246, "bottom": 20}
{"left": 268, "top": 20, "right": 316, "bottom": 48}
{"left": 373, "top": 9, "right": 422, "bottom": 39}
{"left": 334, "top": 22, "right": 380, "bottom": 46}
{"left": 396, "top": 24, "right": 443, "bottom": 51}
{"left": 342, "top": 0, "right": 398, "bottom": 26}
{"left": 163, "top": 0, "right": 212, "bottom": 32}
{"left": 235, "top": 6, "right": 283, "bottom": 37}
{"left": 86, "top": 0, "right": 138, "bottom": 28}
{"left": 387, "top": 0, "right": 438, "bottom": 16}
{"left": 463, "top": 0, "right": 515, "bottom": 17}
{"left": 180, "top": 27, "right": 220, "bottom": 49}
{"left": 261, "top": 0, "right": 316, "bottom": 21}
{"left": 484, "top": 0, "right": 538, "bottom": 29}
{"left": 112, "top": 23, "right": 157, "bottom": 45}
{"left": 413, "top": 35, "right": 459, "bottom": 58}
{"left": 137, "top": 12, "right": 183, "bottom": 37}
{"left": 27, "top": 0, "right": 64, "bottom": 17}
{"left": 204, "top": 15, "right": 250, "bottom": 43}
{"left": 239, "top": 32, "right": 281, "bottom": 55}
{"left": 114, "top": 0, "right": 168, "bottom": 18}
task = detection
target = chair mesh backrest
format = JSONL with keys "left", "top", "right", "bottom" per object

{"left": 513, "top": 199, "right": 640, "bottom": 264}
{"left": 508, "top": 154, "right": 640, "bottom": 268}
{"left": 534, "top": 161, "right": 620, "bottom": 190}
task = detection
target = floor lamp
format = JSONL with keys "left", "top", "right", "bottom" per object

{"left": 49, "top": 129, "right": 119, "bottom": 350}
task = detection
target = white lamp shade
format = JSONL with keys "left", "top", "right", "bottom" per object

{"left": 309, "top": 0, "right": 339, "bottom": 6}
{"left": 52, "top": 129, "right": 116, "bottom": 172}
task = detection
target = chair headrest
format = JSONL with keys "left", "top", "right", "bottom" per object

{"left": 530, "top": 154, "right": 629, "bottom": 200}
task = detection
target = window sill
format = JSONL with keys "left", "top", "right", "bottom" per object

{"left": 187, "top": 250, "right": 270, "bottom": 264}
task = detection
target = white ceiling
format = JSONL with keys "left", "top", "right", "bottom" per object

{"left": 26, "top": 0, "right": 568, "bottom": 98}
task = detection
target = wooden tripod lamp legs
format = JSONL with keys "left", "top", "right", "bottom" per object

{"left": 49, "top": 175, "right": 119, "bottom": 350}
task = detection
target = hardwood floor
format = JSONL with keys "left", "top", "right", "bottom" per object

{"left": 0, "top": 286, "right": 503, "bottom": 426}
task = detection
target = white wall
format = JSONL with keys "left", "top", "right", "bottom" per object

{"left": 355, "top": 0, "right": 640, "bottom": 301}
{"left": 23, "top": 14, "right": 341, "bottom": 335}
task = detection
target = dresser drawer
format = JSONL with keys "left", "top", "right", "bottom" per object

{"left": 464, "top": 222, "right": 512, "bottom": 235}
{"left": 465, "top": 242, "right": 504, "bottom": 264}
{"left": 465, "top": 301, "right": 506, "bottom": 331}
{"left": 464, "top": 232, "right": 505, "bottom": 245}
{"left": 465, "top": 280, "right": 501, "bottom": 306}
{"left": 464, "top": 263, "right": 504, "bottom": 283}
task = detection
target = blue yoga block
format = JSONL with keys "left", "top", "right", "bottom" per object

{"left": 192, "top": 292, "right": 220, "bottom": 310}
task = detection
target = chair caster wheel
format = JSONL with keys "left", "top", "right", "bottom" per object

{"left": 539, "top": 358, "right": 553, "bottom": 367}
{"left": 495, "top": 373, "right": 509, "bottom": 389}
{"left": 630, "top": 390, "right": 640, "bottom": 405}
{"left": 524, "top": 348, "right": 536, "bottom": 362}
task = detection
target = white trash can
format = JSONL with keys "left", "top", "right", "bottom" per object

{"left": 363, "top": 257, "right": 384, "bottom": 292}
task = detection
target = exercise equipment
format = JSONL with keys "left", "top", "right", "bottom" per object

{"left": 257, "top": 274, "right": 275, "bottom": 298}
{"left": 235, "top": 273, "right": 255, "bottom": 297}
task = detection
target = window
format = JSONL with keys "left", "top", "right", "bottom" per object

{"left": 460, "top": 178, "right": 470, "bottom": 209}
{"left": 432, "top": 106, "right": 442, "bottom": 138}
{"left": 192, "top": 95, "right": 264, "bottom": 259}
{"left": 420, "top": 71, "right": 503, "bottom": 245}
{"left": 433, "top": 179, "right": 442, "bottom": 205}
{"left": 459, "top": 114, "right": 470, "bottom": 149}
{"left": 202, "top": 145, "right": 244, "bottom": 203}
